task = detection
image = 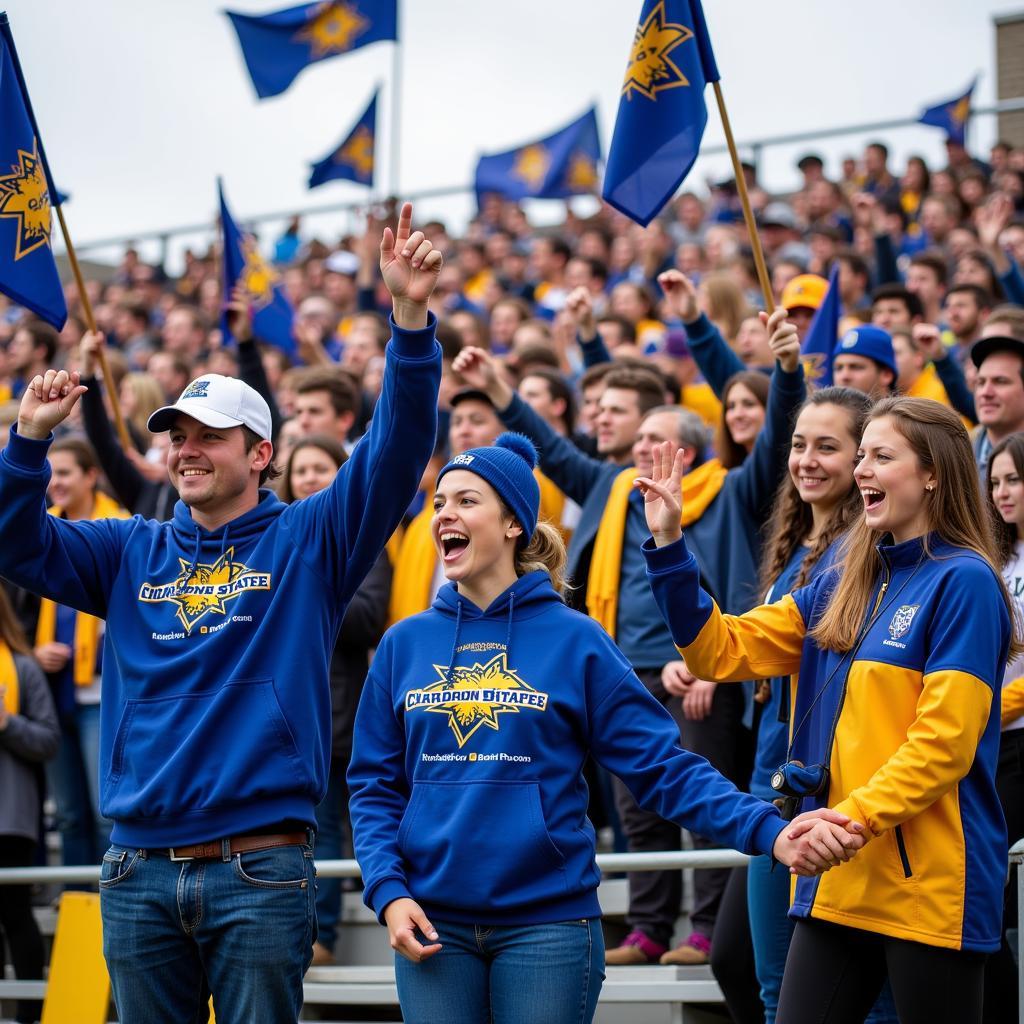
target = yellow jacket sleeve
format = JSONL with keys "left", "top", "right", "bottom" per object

{"left": 1002, "top": 677, "right": 1024, "bottom": 729}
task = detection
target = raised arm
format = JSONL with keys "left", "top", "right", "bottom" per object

{"left": 226, "top": 286, "right": 284, "bottom": 442}
{"left": 565, "top": 286, "right": 612, "bottom": 367}
{"left": 637, "top": 443, "right": 807, "bottom": 681}
{"left": 284, "top": 203, "right": 443, "bottom": 603}
{"left": 0, "top": 369, "right": 134, "bottom": 615}
{"left": 728, "top": 310, "right": 806, "bottom": 518}
{"left": 659, "top": 269, "right": 745, "bottom": 398}
{"left": 451, "top": 345, "right": 606, "bottom": 503}
{"left": 913, "top": 323, "right": 976, "bottom": 422}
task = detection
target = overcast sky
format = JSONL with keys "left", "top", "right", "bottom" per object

{"left": 4, "top": 0, "right": 1020, "bottom": 268}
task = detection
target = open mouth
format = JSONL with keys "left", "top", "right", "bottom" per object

{"left": 799, "top": 476, "right": 827, "bottom": 489}
{"left": 181, "top": 468, "right": 211, "bottom": 479}
{"left": 861, "top": 487, "right": 885, "bottom": 511}
{"left": 439, "top": 530, "right": 470, "bottom": 563}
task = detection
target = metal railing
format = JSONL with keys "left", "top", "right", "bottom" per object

{"left": 63, "top": 97, "right": 1024, "bottom": 266}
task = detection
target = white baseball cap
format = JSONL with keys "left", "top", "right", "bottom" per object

{"left": 147, "top": 374, "right": 273, "bottom": 440}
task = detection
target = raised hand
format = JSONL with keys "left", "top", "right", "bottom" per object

{"left": 658, "top": 269, "right": 700, "bottom": 323}
{"left": 912, "top": 322, "right": 946, "bottom": 363}
{"left": 79, "top": 330, "right": 104, "bottom": 379}
{"left": 635, "top": 440, "right": 685, "bottom": 547}
{"left": 977, "top": 193, "right": 1014, "bottom": 272}
{"left": 382, "top": 897, "right": 442, "bottom": 963}
{"left": 450, "top": 346, "right": 511, "bottom": 407}
{"left": 18, "top": 369, "right": 88, "bottom": 441}
{"left": 380, "top": 202, "right": 444, "bottom": 329}
{"left": 761, "top": 307, "right": 800, "bottom": 372}
{"left": 565, "top": 286, "right": 598, "bottom": 341}
{"left": 224, "top": 285, "right": 253, "bottom": 343}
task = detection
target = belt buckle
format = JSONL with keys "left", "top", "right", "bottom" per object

{"left": 168, "top": 848, "right": 193, "bottom": 862}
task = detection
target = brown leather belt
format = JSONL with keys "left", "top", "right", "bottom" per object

{"left": 168, "top": 831, "right": 307, "bottom": 862}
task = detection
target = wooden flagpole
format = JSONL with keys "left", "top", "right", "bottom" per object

{"left": 55, "top": 205, "right": 133, "bottom": 449}
{"left": 711, "top": 81, "right": 775, "bottom": 315}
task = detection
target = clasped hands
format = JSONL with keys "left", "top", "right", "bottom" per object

{"left": 772, "top": 807, "right": 867, "bottom": 877}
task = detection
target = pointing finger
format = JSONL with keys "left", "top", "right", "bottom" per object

{"left": 395, "top": 202, "right": 413, "bottom": 247}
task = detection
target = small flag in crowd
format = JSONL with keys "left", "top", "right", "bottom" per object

{"left": 800, "top": 265, "right": 841, "bottom": 387}
{"left": 603, "top": 0, "right": 719, "bottom": 227}
{"left": 308, "top": 88, "right": 377, "bottom": 189}
{"left": 219, "top": 180, "right": 296, "bottom": 355}
{"left": 917, "top": 78, "right": 977, "bottom": 146}
{"left": 0, "top": 15, "right": 66, "bottom": 328}
{"left": 474, "top": 106, "right": 601, "bottom": 203}
{"left": 225, "top": 0, "right": 398, "bottom": 99}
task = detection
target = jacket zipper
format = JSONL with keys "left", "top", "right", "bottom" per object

{"left": 894, "top": 825, "right": 913, "bottom": 878}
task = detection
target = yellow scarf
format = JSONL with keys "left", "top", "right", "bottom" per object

{"left": 0, "top": 641, "right": 18, "bottom": 716}
{"left": 35, "top": 491, "right": 128, "bottom": 686}
{"left": 587, "top": 458, "right": 728, "bottom": 638}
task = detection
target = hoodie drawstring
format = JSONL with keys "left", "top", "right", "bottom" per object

{"left": 444, "top": 601, "right": 464, "bottom": 686}
{"left": 504, "top": 591, "right": 515, "bottom": 663}
{"left": 177, "top": 529, "right": 203, "bottom": 596}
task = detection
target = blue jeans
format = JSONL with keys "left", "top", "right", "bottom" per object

{"left": 748, "top": 854, "right": 898, "bottom": 1024}
{"left": 47, "top": 702, "right": 111, "bottom": 868}
{"left": 99, "top": 841, "right": 317, "bottom": 1024}
{"left": 314, "top": 770, "right": 349, "bottom": 951}
{"left": 395, "top": 918, "right": 605, "bottom": 1024}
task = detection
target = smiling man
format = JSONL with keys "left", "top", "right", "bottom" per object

{"left": 0, "top": 204, "right": 443, "bottom": 1024}
{"left": 970, "top": 334, "right": 1024, "bottom": 483}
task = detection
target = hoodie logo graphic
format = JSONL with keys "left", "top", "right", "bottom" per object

{"left": 138, "top": 547, "right": 271, "bottom": 634}
{"left": 888, "top": 604, "right": 919, "bottom": 640}
{"left": 406, "top": 653, "right": 548, "bottom": 747}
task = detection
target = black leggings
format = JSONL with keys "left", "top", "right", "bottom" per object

{"left": 0, "top": 836, "right": 44, "bottom": 1024}
{"left": 776, "top": 919, "right": 986, "bottom": 1024}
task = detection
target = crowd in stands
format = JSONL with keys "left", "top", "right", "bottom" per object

{"left": 3, "top": 132, "right": 1024, "bottom": 1023}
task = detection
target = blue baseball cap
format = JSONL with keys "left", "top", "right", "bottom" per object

{"left": 834, "top": 326, "right": 897, "bottom": 378}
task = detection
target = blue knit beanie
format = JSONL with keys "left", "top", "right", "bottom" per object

{"left": 437, "top": 433, "right": 540, "bottom": 542}
{"left": 834, "top": 325, "right": 897, "bottom": 378}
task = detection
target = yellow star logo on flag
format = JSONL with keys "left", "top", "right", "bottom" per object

{"left": 0, "top": 139, "right": 53, "bottom": 261}
{"left": 239, "top": 236, "right": 279, "bottom": 309}
{"left": 566, "top": 152, "right": 598, "bottom": 191}
{"left": 951, "top": 95, "right": 970, "bottom": 126}
{"left": 336, "top": 125, "right": 374, "bottom": 178}
{"left": 622, "top": 1, "right": 694, "bottom": 101}
{"left": 296, "top": 1, "right": 369, "bottom": 57}
{"left": 513, "top": 145, "right": 551, "bottom": 189}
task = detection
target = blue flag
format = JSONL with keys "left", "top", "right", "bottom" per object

{"left": 0, "top": 15, "right": 66, "bottom": 328}
{"left": 225, "top": 0, "right": 399, "bottom": 100}
{"left": 309, "top": 89, "right": 377, "bottom": 189}
{"left": 917, "top": 78, "right": 976, "bottom": 146}
{"left": 219, "top": 181, "right": 296, "bottom": 356}
{"left": 603, "top": 0, "right": 719, "bottom": 227}
{"left": 800, "top": 265, "right": 841, "bottom": 388}
{"left": 474, "top": 107, "right": 601, "bottom": 203}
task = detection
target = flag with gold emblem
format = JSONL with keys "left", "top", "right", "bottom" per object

{"left": 308, "top": 88, "right": 377, "bottom": 189}
{"left": 917, "top": 78, "right": 976, "bottom": 147}
{"left": 603, "top": 0, "right": 719, "bottom": 226}
{"left": 225, "top": 0, "right": 398, "bottom": 100}
{"left": 0, "top": 15, "right": 65, "bottom": 328}
{"left": 218, "top": 180, "right": 296, "bottom": 355}
{"left": 474, "top": 107, "right": 601, "bottom": 203}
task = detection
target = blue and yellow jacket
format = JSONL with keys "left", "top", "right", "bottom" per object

{"left": 645, "top": 532, "right": 1010, "bottom": 953}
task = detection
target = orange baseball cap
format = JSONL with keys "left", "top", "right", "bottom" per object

{"left": 781, "top": 274, "right": 829, "bottom": 312}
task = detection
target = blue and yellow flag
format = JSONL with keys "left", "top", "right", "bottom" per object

{"left": 309, "top": 89, "right": 377, "bottom": 189}
{"left": 225, "top": 0, "right": 398, "bottom": 99}
{"left": 474, "top": 107, "right": 601, "bottom": 203}
{"left": 801, "top": 265, "right": 841, "bottom": 388}
{"left": 0, "top": 15, "right": 65, "bottom": 328}
{"left": 917, "top": 78, "right": 976, "bottom": 147}
{"left": 603, "top": 0, "right": 719, "bottom": 227}
{"left": 219, "top": 181, "right": 296, "bottom": 356}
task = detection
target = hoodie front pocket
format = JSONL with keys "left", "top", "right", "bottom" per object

{"left": 105, "top": 678, "right": 312, "bottom": 820}
{"left": 399, "top": 780, "right": 567, "bottom": 911}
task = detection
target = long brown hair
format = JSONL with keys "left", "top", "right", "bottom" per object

{"left": 811, "top": 397, "right": 1023, "bottom": 658}
{"left": 987, "top": 433, "right": 1024, "bottom": 567}
{"left": 279, "top": 435, "right": 347, "bottom": 503}
{"left": 759, "top": 387, "right": 872, "bottom": 595}
{"left": 514, "top": 521, "right": 568, "bottom": 597}
{"left": 0, "top": 587, "right": 30, "bottom": 654}
{"left": 716, "top": 371, "right": 769, "bottom": 470}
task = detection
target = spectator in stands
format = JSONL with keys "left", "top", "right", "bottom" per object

{"left": 532, "top": 236, "right": 571, "bottom": 316}
{"left": 160, "top": 305, "right": 208, "bottom": 363}
{"left": 7, "top": 320, "right": 58, "bottom": 400}
{"left": 278, "top": 435, "right": 392, "bottom": 968}
{"left": 905, "top": 252, "right": 948, "bottom": 327}
{"left": 860, "top": 141, "right": 900, "bottom": 205}
{"left": 0, "top": 204, "right": 443, "bottom": 1024}
{"left": 780, "top": 274, "right": 829, "bottom": 341}
{"left": 643, "top": 398, "right": 1018, "bottom": 1024}
{"left": 147, "top": 350, "right": 190, "bottom": 403}
{"left": 832, "top": 326, "right": 897, "bottom": 399}
{"left": 349, "top": 434, "right": 856, "bottom": 1024}
{"left": 0, "top": 585, "right": 59, "bottom": 1024}
{"left": 870, "top": 285, "right": 922, "bottom": 332}
{"left": 837, "top": 250, "right": 871, "bottom": 311}
{"left": 971, "top": 334, "right": 1024, "bottom": 481}
{"left": 943, "top": 283, "right": 992, "bottom": 362}
{"left": 294, "top": 367, "right": 359, "bottom": 448}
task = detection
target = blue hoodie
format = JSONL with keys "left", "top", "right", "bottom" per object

{"left": 0, "top": 318, "right": 441, "bottom": 847}
{"left": 348, "top": 571, "right": 787, "bottom": 926}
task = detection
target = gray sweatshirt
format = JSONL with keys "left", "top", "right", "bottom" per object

{"left": 0, "top": 653, "right": 59, "bottom": 842}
